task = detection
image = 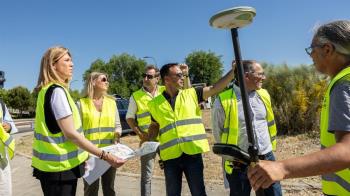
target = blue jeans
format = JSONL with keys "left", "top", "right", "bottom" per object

{"left": 163, "top": 153, "right": 207, "bottom": 196}
{"left": 226, "top": 151, "right": 282, "bottom": 196}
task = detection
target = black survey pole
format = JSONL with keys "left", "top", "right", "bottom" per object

{"left": 231, "top": 28, "right": 264, "bottom": 195}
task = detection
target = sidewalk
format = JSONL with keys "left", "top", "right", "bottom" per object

{"left": 11, "top": 154, "right": 228, "bottom": 196}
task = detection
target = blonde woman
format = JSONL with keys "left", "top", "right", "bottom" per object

{"left": 78, "top": 72, "right": 122, "bottom": 196}
{"left": 32, "top": 46, "right": 125, "bottom": 196}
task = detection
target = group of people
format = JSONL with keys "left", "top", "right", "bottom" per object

{"left": 1, "top": 19, "right": 350, "bottom": 196}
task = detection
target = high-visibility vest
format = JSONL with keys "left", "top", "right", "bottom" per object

{"left": 0, "top": 107, "right": 15, "bottom": 160}
{"left": 32, "top": 83, "right": 88, "bottom": 172}
{"left": 148, "top": 88, "right": 209, "bottom": 161}
{"left": 80, "top": 96, "right": 116, "bottom": 148}
{"left": 132, "top": 86, "right": 165, "bottom": 133}
{"left": 320, "top": 67, "right": 350, "bottom": 195}
{"left": 219, "top": 88, "right": 277, "bottom": 174}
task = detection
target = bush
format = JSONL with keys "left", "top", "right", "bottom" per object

{"left": 263, "top": 64, "right": 328, "bottom": 136}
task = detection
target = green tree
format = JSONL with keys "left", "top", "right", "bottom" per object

{"left": 69, "top": 89, "right": 81, "bottom": 102}
{"left": 83, "top": 54, "right": 146, "bottom": 98}
{"left": 0, "top": 88, "right": 8, "bottom": 104}
{"left": 185, "top": 50, "right": 224, "bottom": 85}
{"left": 7, "top": 86, "right": 33, "bottom": 117}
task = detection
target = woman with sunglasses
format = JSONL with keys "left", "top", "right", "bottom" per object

{"left": 32, "top": 46, "right": 125, "bottom": 196}
{"left": 78, "top": 72, "right": 122, "bottom": 196}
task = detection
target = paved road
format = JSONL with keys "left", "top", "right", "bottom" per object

{"left": 11, "top": 154, "right": 228, "bottom": 196}
{"left": 11, "top": 119, "right": 228, "bottom": 196}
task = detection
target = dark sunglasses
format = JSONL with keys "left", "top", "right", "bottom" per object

{"left": 100, "top": 77, "right": 108, "bottom": 82}
{"left": 173, "top": 73, "right": 184, "bottom": 78}
{"left": 142, "top": 73, "right": 156, "bottom": 79}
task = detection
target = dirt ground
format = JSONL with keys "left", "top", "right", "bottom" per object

{"left": 16, "top": 110, "right": 322, "bottom": 195}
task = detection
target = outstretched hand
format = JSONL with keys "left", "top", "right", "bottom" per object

{"left": 247, "top": 160, "right": 286, "bottom": 190}
{"left": 105, "top": 153, "right": 126, "bottom": 168}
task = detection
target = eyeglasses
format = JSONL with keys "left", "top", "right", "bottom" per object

{"left": 100, "top": 77, "right": 108, "bottom": 82}
{"left": 142, "top": 73, "right": 156, "bottom": 79}
{"left": 305, "top": 44, "right": 325, "bottom": 56}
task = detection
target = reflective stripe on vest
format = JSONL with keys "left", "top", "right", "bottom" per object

{"left": 80, "top": 96, "right": 116, "bottom": 148}
{"left": 33, "top": 148, "right": 86, "bottom": 162}
{"left": 0, "top": 106, "right": 15, "bottom": 160}
{"left": 132, "top": 86, "right": 165, "bottom": 133}
{"left": 159, "top": 118, "right": 203, "bottom": 135}
{"left": 149, "top": 88, "right": 209, "bottom": 161}
{"left": 34, "top": 127, "right": 83, "bottom": 144}
{"left": 219, "top": 88, "right": 277, "bottom": 174}
{"left": 32, "top": 83, "right": 88, "bottom": 172}
{"left": 320, "top": 67, "right": 350, "bottom": 195}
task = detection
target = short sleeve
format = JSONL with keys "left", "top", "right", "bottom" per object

{"left": 195, "top": 87, "right": 204, "bottom": 103}
{"left": 51, "top": 88, "right": 72, "bottom": 120}
{"left": 328, "top": 81, "right": 350, "bottom": 132}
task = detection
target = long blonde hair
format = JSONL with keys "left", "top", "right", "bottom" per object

{"left": 83, "top": 72, "right": 108, "bottom": 99}
{"left": 35, "top": 46, "right": 72, "bottom": 92}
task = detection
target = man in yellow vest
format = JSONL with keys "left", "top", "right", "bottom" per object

{"left": 248, "top": 20, "right": 350, "bottom": 196}
{"left": 212, "top": 60, "right": 282, "bottom": 196}
{"left": 126, "top": 65, "right": 165, "bottom": 196}
{"left": 148, "top": 63, "right": 235, "bottom": 196}
{"left": 0, "top": 99, "right": 17, "bottom": 196}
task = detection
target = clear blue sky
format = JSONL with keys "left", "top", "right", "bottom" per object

{"left": 1, "top": 0, "right": 349, "bottom": 91}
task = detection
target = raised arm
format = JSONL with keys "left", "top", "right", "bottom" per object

{"left": 202, "top": 69, "right": 234, "bottom": 100}
{"left": 179, "top": 63, "right": 191, "bottom": 89}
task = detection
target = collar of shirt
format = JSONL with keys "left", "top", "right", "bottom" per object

{"left": 141, "top": 85, "right": 160, "bottom": 98}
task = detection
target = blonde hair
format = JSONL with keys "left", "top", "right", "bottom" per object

{"left": 35, "top": 46, "right": 71, "bottom": 92}
{"left": 83, "top": 72, "right": 108, "bottom": 98}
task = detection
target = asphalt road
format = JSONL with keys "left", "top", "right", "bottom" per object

{"left": 11, "top": 119, "right": 228, "bottom": 196}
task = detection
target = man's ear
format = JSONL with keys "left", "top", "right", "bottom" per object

{"left": 323, "top": 43, "right": 335, "bottom": 57}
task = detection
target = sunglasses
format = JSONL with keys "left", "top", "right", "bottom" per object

{"left": 172, "top": 73, "right": 184, "bottom": 78}
{"left": 142, "top": 73, "right": 156, "bottom": 79}
{"left": 100, "top": 77, "right": 108, "bottom": 82}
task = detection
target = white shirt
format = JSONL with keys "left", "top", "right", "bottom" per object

{"left": 126, "top": 86, "right": 161, "bottom": 119}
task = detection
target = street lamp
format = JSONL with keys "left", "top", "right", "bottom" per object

{"left": 143, "top": 56, "right": 158, "bottom": 67}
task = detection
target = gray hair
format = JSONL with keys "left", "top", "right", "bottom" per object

{"left": 314, "top": 20, "right": 350, "bottom": 56}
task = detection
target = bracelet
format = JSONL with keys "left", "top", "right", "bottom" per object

{"left": 100, "top": 150, "right": 105, "bottom": 159}
{"left": 102, "top": 152, "right": 109, "bottom": 161}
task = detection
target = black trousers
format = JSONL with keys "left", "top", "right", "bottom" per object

{"left": 40, "top": 178, "right": 78, "bottom": 196}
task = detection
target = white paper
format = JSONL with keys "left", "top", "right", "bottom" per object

{"left": 83, "top": 142, "right": 159, "bottom": 185}
{"left": 83, "top": 156, "right": 110, "bottom": 185}
{"left": 135, "top": 141, "right": 160, "bottom": 157}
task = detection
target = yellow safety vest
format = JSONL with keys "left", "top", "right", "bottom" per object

{"left": 0, "top": 107, "right": 15, "bottom": 160}
{"left": 80, "top": 96, "right": 116, "bottom": 148}
{"left": 148, "top": 88, "right": 209, "bottom": 161}
{"left": 32, "top": 83, "right": 88, "bottom": 172}
{"left": 132, "top": 85, "right": 165, "bottom": 133}
{"left": 320, "top": 67, "right": 350, "bottom": 195}
{"left": 219, "top": 88, "right": 277, "bottom": 174}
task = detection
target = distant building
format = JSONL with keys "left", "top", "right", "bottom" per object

{"left": 0, "top": 71, "right": 5, "bottom": 89}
